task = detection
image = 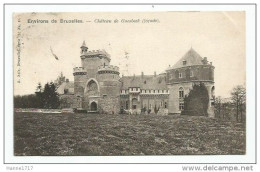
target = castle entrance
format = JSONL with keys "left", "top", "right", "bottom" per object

{"left": 90, "top": 102, "right": 97, "bottom": 111}
{"left": 132, "top": 98, "right": 138, "bottom": 109}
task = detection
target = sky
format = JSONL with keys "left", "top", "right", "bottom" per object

{"left": 13, "top": 12, "right": 245, "bottom": 97}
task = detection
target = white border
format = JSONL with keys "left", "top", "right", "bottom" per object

{"left": 4, "top": 4, "right": 256, "bottom": 164}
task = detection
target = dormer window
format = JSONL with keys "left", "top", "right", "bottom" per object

{"left": 64, "top": 88, "right": 68, "bottom": 94}
{"left": 183, "top": 60, "right": 187, "bottom": 65}
{"left": 179, "top": 72, "right": 182, "bottom": 78}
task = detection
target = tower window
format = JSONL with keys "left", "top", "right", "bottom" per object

{"left": 179, "top": 72, "right": 182, "bottom": 78}
{"left": 179, "top": 87, "right": 184, "bottom": 98}
{"left": 165, "top": 102, "right": 167, "bottom": 108}
{"left": 179, "top": 102, "right": 184, "bottom": 110}
{"left": 190, "top": 71, "right": 193, "bottom": 77}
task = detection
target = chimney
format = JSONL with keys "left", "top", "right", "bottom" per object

{"left": 210, "top": 62, "right": 212, "bottom": 65}
{"left": 141, "top": 72, "right": 144, "bottom": 78}
{"left": 154, "top": 71, "right": 157, "bottom": 77}
{"left": 202, "top": 57, "right": 208, "bottom": 65}
{"left": 66, "top": 79, "right": 69, "bottom": 83}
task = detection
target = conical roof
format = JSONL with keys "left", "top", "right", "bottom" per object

{"left": 170, "top": 48, "right": 203, "bottom": 69}
{"left": 81, "top": 41, "right": 86, "bottom": 47}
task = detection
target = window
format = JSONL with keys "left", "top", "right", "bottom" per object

{"left": 64, "top": 88, "right": 68, "bottom": 94}
{"left": 190, "top": 71, "right": 193, "bottom": 77}
{"left": 179, "top": 102, "right": 184, "bottom": 110}
{"left": 126, "top": 101, "right": 128, "bottom": 110}
{"left": 161, "top": 101, "right": 163, "bottom": 107}
{"left": 183, "top": 60, "right": 187, "bottom": 65}
{"left": 179, "top": 72, "right": 182, "bottom": 78}
{"left": 164, "top": 102, "right": 167, "bottom": 108}
{"left": 179, "top": 87, "right": 184, "bottom": 98}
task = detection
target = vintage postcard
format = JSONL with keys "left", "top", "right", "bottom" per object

{"left": 6, "top": 5, "right": 256, "bottom": 164}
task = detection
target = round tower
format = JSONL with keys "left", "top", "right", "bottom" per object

{"left": 166, "top": 48, "right": 215, "bottom": 117}
{"left": 96, "top": 64, "right": 121, "bottom": 114}
{"left": 73, "top": 67, "right": 87, "bottom": 109}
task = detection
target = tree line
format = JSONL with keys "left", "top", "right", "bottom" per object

{"left": 215, "top": 85, "right": 246, "bottom": 123}
{"left": 14, "top": 82, "right": 60, "bottom": 109}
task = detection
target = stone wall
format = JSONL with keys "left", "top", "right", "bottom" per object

{"left": 98, "top": 96, "right": 120, "bottom": 114}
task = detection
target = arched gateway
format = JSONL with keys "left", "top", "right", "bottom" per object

{"left": 90, "top": 101, "right": 98, "bottom": 111}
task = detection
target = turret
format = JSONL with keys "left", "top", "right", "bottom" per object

{"left": 73, "top": 67, "right": 87, "bottom": 97}
{"left": 80, "top": 41, "right": 88, "bottom": 54}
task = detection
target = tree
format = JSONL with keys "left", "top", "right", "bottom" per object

{"left": 42, "top": 82, "right": 60, "bottom": 109}
{"left": 181, "top": 82, "right": 209, "bottom": 116}
{"left": 231, "top": 85, "right": 246, "bottom": 122}
{"left": 214, "top": 96, "right": 222, "bottom": 119}
{"left": 54, "top": 72, "right": 66, "bottom": 87}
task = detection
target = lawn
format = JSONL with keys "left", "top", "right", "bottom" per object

{"left": 14, "top": 112, "right": 246, "bottom": 156}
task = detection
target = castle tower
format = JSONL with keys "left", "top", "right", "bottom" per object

{"left": 73, "top": 41, "right": 120, "bottom": 113}
{"left": 96, "top": 65, "right": 121, "bottom": 114}
{"left": 166, "top": 48, "right": 215, "bottom": 117}
{"left": 73, "top": 67, "right": 87, "bottom": 110}
{"left": 80, "top": 41, "right": 111, "bottom": 78}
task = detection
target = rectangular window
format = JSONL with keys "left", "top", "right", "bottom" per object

{"left": 179, "top": 91, "right": 184, "bottom": 98}
{"left": 179, "top": 72, "right": 182, "bottom": 78}
{"left": 190, "top": 71, "right": 193, "bottom": 77}
{"left": 179, "top": 102, "right": 184, "bottom": 110}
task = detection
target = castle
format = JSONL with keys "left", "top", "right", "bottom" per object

{"left": 57, "top": 41, "right": 215, "bottom": 117}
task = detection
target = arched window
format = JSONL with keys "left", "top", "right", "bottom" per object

{"left": 126, "top": 101, "right": 129, "bottom": 110}
{"left": 87, "top": 80, "right": 98, "bottom": 96}
{"left": 211, "top": 86, "right": 215, "bottom": 98}
{"left": 179, "top": 87, "right": 184, "bottom": 98}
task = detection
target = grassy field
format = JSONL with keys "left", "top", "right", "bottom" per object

{"left": 14, "top": 112, "right": 246, "bottom": 156}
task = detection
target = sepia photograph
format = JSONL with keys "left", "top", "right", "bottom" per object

{"left": 12, "top": 11, "right": 247, "bottom": 157}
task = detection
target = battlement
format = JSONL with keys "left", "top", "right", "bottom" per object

{"left": 81, "top": 49, "right": 111, "bottom": 60}
{"left": 98, "top": 65, "right": 119, "bottom": 72}
{"left": 73, "top": 67, "right": 87, "bottom": 75}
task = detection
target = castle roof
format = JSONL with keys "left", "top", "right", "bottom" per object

{"left": 81, "top": 40, "right": 86, "bottom": 47}
{"left": 169, "top": 48, "right": 204, "bottom": 70}
{"left": 120, "top": 74, "right": 167, "bottom": 90}
{"left": 56, "top": 81, "right": 74, "bottom": 95}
